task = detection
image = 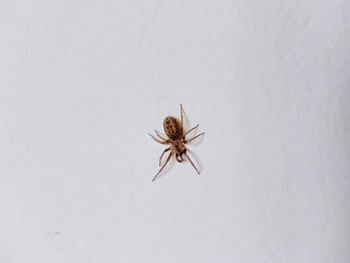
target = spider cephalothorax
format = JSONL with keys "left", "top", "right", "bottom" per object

{"left": 149, "top": 104, "right": 205, "bottom": 182}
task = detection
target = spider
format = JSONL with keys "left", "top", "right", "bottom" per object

{"left": 149, "top": 104, "right": 205, "bottom": 182}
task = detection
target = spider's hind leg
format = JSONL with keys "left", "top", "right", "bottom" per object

{"left": 154, "top": 130, "right": 167, "bottom": 141}
{"left": 184, "top": 124, "right": 199, "bottom": 136}
{"left": 149, "top": 133, "right": 168, "bottom": 144}
{"left": 180, "top": 104, "right": 184, "bottom": 131}
{"left": 186, "top": 132, "right": 205, "bottom": 143}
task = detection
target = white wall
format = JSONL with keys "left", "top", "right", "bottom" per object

{"left": 0, "top": 1, "right": 349, "bottom": 262}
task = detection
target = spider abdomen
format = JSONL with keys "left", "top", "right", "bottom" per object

{"left": 163, "top": 116, "right": 182, "bottom": 140}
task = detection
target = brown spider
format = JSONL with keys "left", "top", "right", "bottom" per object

{"left": 149, "top": 104, "right": 205, "bottom": 182}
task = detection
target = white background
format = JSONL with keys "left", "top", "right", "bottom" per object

{"left": 0, "top": 0, "right": 349, "bottom": 262}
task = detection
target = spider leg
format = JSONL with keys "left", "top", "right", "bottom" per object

{"left": 184, "top": 124, "right": 199, "bottom": 136}
{"left": 148, "top": 133, "right": 168, "bottom": 144}
{"left": 152, "top": 150, "right": 174, "bottom": 182}
{"left": 154, "top": 129, "right": 167, "bottom": 141}
{"left": 184, "top": 152, "right": 200, "bottom": 175}
{"left": 180, "top": 103, "right": 184, "bottom": 132}
{"left": 186, "top": 132, "right": 205, "bottom": 143}
{"left": 159, "top": 146, "right": 172, "bottom": 166}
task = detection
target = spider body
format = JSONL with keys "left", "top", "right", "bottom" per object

{"left": 163, "top": 116, "right": 182, "bottom": 140}
{"left": 149, "top": 104, "right": 205, "bottom": 182}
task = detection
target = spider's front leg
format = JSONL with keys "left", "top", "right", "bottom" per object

{"left": 152, "top": 149, "right": 174, "bottom": 182}
{"left": 184, "top": 152, "right": 200, "bottom": 175}
{"left": 159, "top": 146, "right": 172, "bottom": 166}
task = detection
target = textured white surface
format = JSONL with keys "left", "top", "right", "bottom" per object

{"left": 0, "top": 1, "right": 349, "bottom": 262}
